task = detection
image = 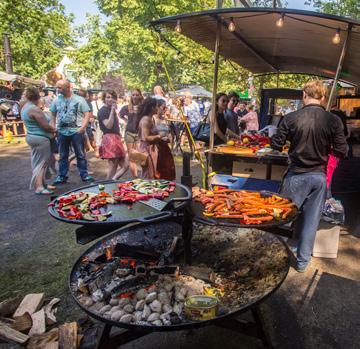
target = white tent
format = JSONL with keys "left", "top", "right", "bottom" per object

{"left": 175, "top": 85, "right": 212, "bottom": 98}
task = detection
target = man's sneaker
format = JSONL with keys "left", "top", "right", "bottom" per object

{"left": 81, "top": 175, "right": 94, "bottom": 183}
{"left": 53, "top": 176, "right": 67, "bottom": 185}
{"left": 290, "top": 246, "right": 297, "bottom": 255}
{"left": 295, "top": 263, "right": 309, "bottom": 273}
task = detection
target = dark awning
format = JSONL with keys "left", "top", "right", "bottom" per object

{"left": 152, "top": 8, "right": 360, "bottom": 86}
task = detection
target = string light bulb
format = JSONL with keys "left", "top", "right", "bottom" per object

{"left": 332, "top": 28, "right": 341, "bottom": 44}
{"left": 173, "top": 51, "right": 180, "bottom": 60}
{"left": 276, "top": 14, "right": 284, "bottom": 28}
{"left": 228, "top": 17, "right": 236, "bottom": 32}
{"left": 175, "top": 20, "right": 181, "bottom": 33}
{"left": 198, "top": 60, "right": 202, "bottom": 70}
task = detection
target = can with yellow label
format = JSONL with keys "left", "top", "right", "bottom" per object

{"left": 185, "top": 295, "right": 218, "bottom": 321}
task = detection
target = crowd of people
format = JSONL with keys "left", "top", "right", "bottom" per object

{"left": 20, "top": 81, "right": 259, "bottom": 195}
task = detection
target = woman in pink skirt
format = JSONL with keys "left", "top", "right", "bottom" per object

{"left": 98, "top": 90, "right": 128, "bottom": 179}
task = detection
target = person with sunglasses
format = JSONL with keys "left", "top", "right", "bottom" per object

{"left": 50, "top": 79, "right": 93, "bottom": 184}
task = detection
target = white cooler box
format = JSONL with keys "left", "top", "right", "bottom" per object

{"left": 313, "top": 222, "right": 340, "bottom": 259}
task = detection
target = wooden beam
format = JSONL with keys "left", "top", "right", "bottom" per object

{"left": 326, "top": 25, "right": 352, "bottom": 111}
{"left": 209, "top": 1, "right": 223, "bottom": 151}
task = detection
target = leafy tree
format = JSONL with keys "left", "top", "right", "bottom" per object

{"left": 70, "top": 0, "right": 249, "bottom": 93}
{"left": 306, "top": 0, "right": 359, "bottom": 19}
{"left": 0, "top": 0, "right": 73, "bottom": 79}
{"left": 72, "top": 0, "right": 316, "bottom": 94}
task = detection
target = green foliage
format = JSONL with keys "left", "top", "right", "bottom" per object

{"left": 72, "top": 0, "right": 319, "bottom": 94}
{"left": 307, "top": 0, "right": 360, "bottom": 19}
{"left": 71, "top": 0, "right": 249, "bottom": 93}
{"left": 0, "top": 0, "right": 73, "bottom": 79}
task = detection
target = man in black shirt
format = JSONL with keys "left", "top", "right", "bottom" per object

{"left": 271, "top": 80, "right": 347, "bottom": 272}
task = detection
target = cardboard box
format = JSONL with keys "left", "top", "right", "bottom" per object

{"left": 313, "top": 222, "right": 340, "bottom": 259}
{"left": 232, "top": 161, "right": 287, "bottom": 181}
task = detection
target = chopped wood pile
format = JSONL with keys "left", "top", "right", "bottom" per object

{"left": 0, "top": 293, "right": 94, "bottom": 349}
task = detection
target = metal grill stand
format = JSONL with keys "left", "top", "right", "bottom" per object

{"left": 82, "top": 159, "right": 275, "bottom": 348}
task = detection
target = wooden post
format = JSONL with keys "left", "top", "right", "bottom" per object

{"left": 209, "top": 0, "right": 223, "bottom": 150}
{"left": 326, "top": 25, "right": 352, "bottom": 111}
{"left": 3, "top": 33, "right": 14, "bottom": 74}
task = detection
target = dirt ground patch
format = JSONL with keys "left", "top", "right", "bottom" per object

{"left": 0, "top": 141, "right": 359, "bottom": 348}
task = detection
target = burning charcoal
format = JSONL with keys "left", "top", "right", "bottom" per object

{"left": 89, "top": 301, "right": 105, "bottom": 312}
{"left": 103, "top": 311, "right": 112, "bottom": 318}
{"left": 175, "top": 292, "right": 185, "bottom": 302}
{"left": 160, "top": 312, "right": 170, "bottom": 321}
{"left": 142, "top": 304, "right": 151, "bottom": 320}
{"left": 150, "top": 300, "right": 162, "bottom": 313}
{"left": 173, "top": 303, "right": 182, "bottom": 315}
{"left": 109, "top": 298, "right": 119, "bottom": 306}
{"left": 175, "top": 279, "right": 184, "bottom": 287}
{"left": 119, "top": 298, "right": 130, "bottom": 308}
{"left": 134, "top": 311, "right": 142, "bottom": 322}
{"left": 147, "top": 313, "right": 160, "bottom": 322}
{"left": 123, "top": 304, "right": 134, "bottom": 313}
{"left": 145, "top": 292, "right": 157, "bottom": 303}
{"left": 164, "top": 283, "right": 173, "bottom": 292}
{"left": 179, "top": 287, "right": 188, "bottom": 297}
{"left": 163, "top": 275, "right": 174, "bottom": 283}
{"left": 162, "top": 304, "right": 172, "bottom": 313}
{"left": 169, "top": 312, "right": 182, "bottom": 325}
{"left": 77, "top": 279, "right": 89, "bottom": 294}
{"left": 79, "top": 296, "right": 93, "bottom": 307}
{"left": 109, "top": 306, "right": 121, "bottom": 313}
{"left": 84, "top": 298, "right": 94, "bottom": 307}
{"left": 152, "top": 320, "right": 163, "bottom": 326}
{"left": 158, "top": 292, "right": 170, "bottom": 305}
{"left": 135, "top": 300, "right": 145, "bottom": 311}
{"left": 111, "top": 310, "right": 126, "bottom": 321}
{"left": 99, "top": 305, "right": 111, "bottom": 314}
{"left": 147, "top": 285, "right": 157, "bottom": 293}
{"left": 135, "top": 289, "right": 148, "bottom": 300}
{"left": 120, "top": 314, "right": 133, "bottom": 324}
{"left": 91, "top": 289, "right": 105, "bottom": 302}
{"left": 130, "top": 297, "right": 138, "bottom": 307}
{"left": 115, "top": 268, "right": 131, "bottom": 277}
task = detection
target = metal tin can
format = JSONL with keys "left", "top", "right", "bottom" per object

{"left": 185, "top": 295, "right": 218, "bottom": 321}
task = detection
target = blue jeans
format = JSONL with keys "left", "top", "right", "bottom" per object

{"left": 281, "top": 172, "right": 327, "bottom": 268}
{"left": 58, "top": 132, "right": 88, "bottom": 178}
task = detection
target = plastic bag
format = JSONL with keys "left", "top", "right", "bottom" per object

{"left": 322, "top": 198, "right": 345, "bottom": 225}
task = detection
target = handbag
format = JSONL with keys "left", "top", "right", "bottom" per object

{"left": 193, "top": 114, "right": 210, "bottom": 145}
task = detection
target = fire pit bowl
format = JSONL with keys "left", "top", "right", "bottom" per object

{"left": 70, "top": 221, "right": 290, "bottom": 332}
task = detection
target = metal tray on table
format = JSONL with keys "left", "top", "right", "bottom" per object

{"left": 48, "top": 180, "right": 192, "bottom": 228}
{"left": 193, "top": 190, "right": 298, "bottom": 228}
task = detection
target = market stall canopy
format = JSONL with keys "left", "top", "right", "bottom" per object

{"left": 0, "top": 71, "right": 44, "bottom": 88}
{"left": 175, "top": 85, "right": 212, "bottom": 97}
{"left": 152, "top": 8, "right": 360, "bottom": 86}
